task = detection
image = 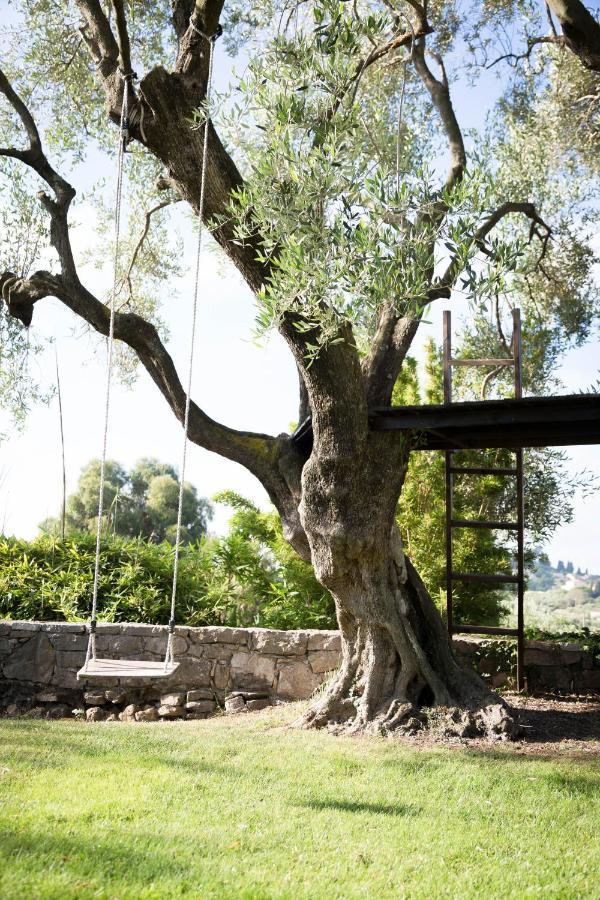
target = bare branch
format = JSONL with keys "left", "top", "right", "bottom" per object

{"left": 0, "top": 268, "right": 288, "bottom": 484}
{"left": 412, "top": 38, "right": 466, "bottom": 189}
{"left": 76, "top": 0, "right": 120, "bottom": 79}
{"left": 0, "top": 68, "right": 77, "bottom": 283}
{"left": 0, "top": 71, "right": 42, "bottom": 150}
{"left": 121, "top": 199, "right": 181, "bottom": 308}
{"left": 486, "top": 34, "right": 565, "bottom": 70}
{"left": 495, "top": 295, "right": 511, "bottom": 356}
{"left": 546, "top": 3, "right": 559, "bottom": 37}
{"left": 480, "top": 365, "right": 504, "bottom": 400}
{"left": 110, "top": 0, "right": 134, "bottom": 76}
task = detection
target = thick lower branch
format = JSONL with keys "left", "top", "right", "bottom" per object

{"left": 0, "top": 267, "right": 309, "bottom": 556}
{"left": 546, "top": 0, "right": 600, "bottom": 71}
{"left": 363, "top": 309, "right": 422, "bottom": 406}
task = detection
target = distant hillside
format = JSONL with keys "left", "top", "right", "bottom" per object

{"left": 528, "top": 555, "right": 600, "bottom": 592}
{"left": 522, "top": 554, "right": 600, "bottom": 633}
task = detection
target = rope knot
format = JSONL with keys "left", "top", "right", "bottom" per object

{"left": 189, "top": 15, "right": 223, "bottom": 42}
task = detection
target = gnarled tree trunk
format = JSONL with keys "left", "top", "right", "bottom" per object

{"left": 285, "top": 416, "right": 516, "bottom": 739}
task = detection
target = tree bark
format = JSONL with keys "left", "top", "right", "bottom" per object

{"left": 288, "top": 422, "right": 515, "bottom": 739}
{"left": 546, "top": 0, "right": 600, "bottom": 72}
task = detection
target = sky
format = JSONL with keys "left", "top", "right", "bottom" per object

{"left": 0, "top": 11, "right": 599, "bottom": 573}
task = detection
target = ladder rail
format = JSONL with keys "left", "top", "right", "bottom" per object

{"left": 443, "top": 312, "right": 454, "bottom": 637}
{"left": 513, "top": 308, "right": 526, "bottom": 691}
{"left": 443, "top": 309, "right": 526, "bottom": 690}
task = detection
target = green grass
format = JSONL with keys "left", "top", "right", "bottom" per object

{"left": 1, "top": 707, "right": 599, "bottom": 899}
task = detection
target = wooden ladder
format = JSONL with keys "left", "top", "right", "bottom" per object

{"left": 443, "top": 308, "right": 525, "bottom": 690}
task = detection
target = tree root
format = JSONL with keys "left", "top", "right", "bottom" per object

{"left": 296, "top": 692, "right": 520, "bottom": 742}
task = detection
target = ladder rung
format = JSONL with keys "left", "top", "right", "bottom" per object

{"left": 450, "top": 519, "right": 519, "bottom": 530}
{"left": 451, "top": 571, "right": 521, "bottom": 584}
{"left": 449, "top": 466, "right": 518, "bottom": 476}
{"left": 450, "top": 358, "right": 514, "bottom": 368}
{"left": 451, "top": 625, "right": 520, "bottom": 637}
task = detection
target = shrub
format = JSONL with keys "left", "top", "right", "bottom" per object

{"left": 0, "top": 528, "right": 336, "bottom": 630}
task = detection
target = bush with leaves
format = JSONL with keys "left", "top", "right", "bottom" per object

{"left": 0, "top": 495, "right": 335, "bottom": 629}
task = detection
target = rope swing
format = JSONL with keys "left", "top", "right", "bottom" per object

{"left": 165, "top": 22, "right": 219, "bottom": 672}
{"left": 79, "top": 26, "right": 220, "bottom": 680}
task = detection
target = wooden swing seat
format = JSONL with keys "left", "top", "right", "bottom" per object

{"left": 77, "top": 658, "right": 179, "bottom": 680}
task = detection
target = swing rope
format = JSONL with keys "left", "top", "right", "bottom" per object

{"left": 165, "top": 24, "right": 219, "bottom": 669}
{"left": 84, "top": 69, "right": 135, "bottom": 671}
{"left": 83, "top": 23, "right": 220, "bottom": 675}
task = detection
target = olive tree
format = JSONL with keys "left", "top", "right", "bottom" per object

{"left": 1, "top": 0, "right": 598, "bottom": 736}
{"left": 40, "top": 457, "right": 213, "bottom": 541}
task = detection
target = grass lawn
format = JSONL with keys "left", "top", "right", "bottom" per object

{"left": 1, "top": 705, "right": 599, "bottom": 899}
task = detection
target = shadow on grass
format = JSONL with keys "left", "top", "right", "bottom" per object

{"left": 543, "top": 770, "right": 600, "bottom": 798}
{"left": 0, "top": 822, "right": 206, "bottom": 890}
{"left": 0, "top": 722, "right": 235, "bottom": 777}
{"left": 298, "top": 799, "right": 420, "bottom": 817}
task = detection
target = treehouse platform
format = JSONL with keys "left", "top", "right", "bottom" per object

{"left": 291, "top": 393, "right": 600, "bottom": 454}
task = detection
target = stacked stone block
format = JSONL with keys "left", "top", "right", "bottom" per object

{"left": 1, "top": 620, "right": 598, "bottom": 720}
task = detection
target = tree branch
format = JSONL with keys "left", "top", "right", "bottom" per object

{"left": 175, "top": 0, "right": 226, "bottom": 79}
{"left": 2, "top": 268, "right": 298, "bottom": 487}
{"left": 76, "top": 0, "right": 120, "bottom": 82}
{"left": 0, "top": 72, "right": 305, "bottom": 528}
{"left": 77, "top": 0, "right": 143, "bottom": 138}
{"left": 545, "top": 0, "right": 600, "bottom": 72}
{"left": 486, "top": 34, "right": 565, "bottom": 69}
{"left": 0, "top": 71, "right": 74, "bottom": 205}
{"left": 362, "top": 308, "right": 421, "bottom": 406}
{"left": 110, "top": 0, "right": 134, "bottom": 76}
{"left": 363, "top": 199, "right": 551, "bottom": 406}
{"left": 76, "top": 0, "right": 268, "bottom": 295}
{"left": 412, "top": 38, "right": 466, "bottom": 189}
{"left": 120, "top": 199, "right": 181, "bottom": 309}
{"left": 431, "top": 201, "right": 552, "bottom": 301}
{"left": 325, "top": 16, "right": 430, "bottom": 126}
{"left": 363, "top": 27, "right": 467, "bottom": 407}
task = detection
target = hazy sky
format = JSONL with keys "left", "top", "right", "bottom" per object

{"left": 0, "top": 21, "right": 598, "bottom": 573}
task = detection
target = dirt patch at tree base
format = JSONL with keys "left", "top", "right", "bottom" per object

{"left": 390, "top": 692, "right": 600, "bottom": 756}
{"left": 502, "top": 691, "right": 600, "bottom": 753}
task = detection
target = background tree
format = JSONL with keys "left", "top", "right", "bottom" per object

{"left": 394, "top": 339, "right": 591, "bottom": 630}
{"left": 40, "top": 457, "right": 213, "bottom": 542}
{"left": 1, "top": 0, "right": 598, "bottom": 736}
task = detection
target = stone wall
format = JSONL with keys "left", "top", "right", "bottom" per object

{"left": 0, "top": 621, "right": 341, "bottom": 720}
{"left": 453, "top": 636, "right": 600, "bottom": 694}
{"left": 1, "top": 621, "right": 598, "bottom": 720}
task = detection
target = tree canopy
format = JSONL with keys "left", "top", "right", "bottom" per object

{"left": 40, "top": 457, "right": 213, "bottom": 543}
{"left": 0, "top": 1, "right": 598, "bottom": 421}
